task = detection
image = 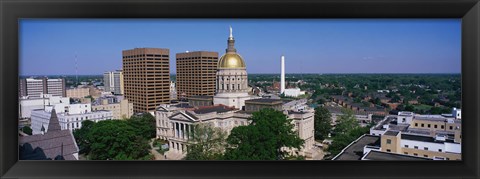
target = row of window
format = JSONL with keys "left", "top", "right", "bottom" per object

{"left": 177, "top": 57, "right": 218, "bottom": 60}
{"left": 403, "top": 144, "right": 444, "bottom": 152}
{"left": 414, "top": 122, "right": 457, "bottom": 130}
{"left": 123, "top": 54, "right": 169, "bottom": 58}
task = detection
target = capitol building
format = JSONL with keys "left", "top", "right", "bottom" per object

{"left": 155, "top": 27, "right": 315, "bottom": 159}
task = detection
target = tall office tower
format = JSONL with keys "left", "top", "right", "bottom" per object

{"left": 176, "top": 51, "right": 218, "bottom": 99}
{"left": 19, "top": 78, "right": 66, "bottom": 98}
{"left": 122, "top": 48, "right": 171, "bottom": 113}
{"left": 103, "top": 70, "right": 124, "bottom": 95}
{"left": 46, "top": 79, "right": 66, "bottom": 97}
{"left": 280, "top": 55, "right": 285, "bottom": 94}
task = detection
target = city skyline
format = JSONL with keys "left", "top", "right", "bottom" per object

{"left": 20, "top": 19, "right": 461, "bottom": 75}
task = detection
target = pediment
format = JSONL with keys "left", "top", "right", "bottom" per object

{"left": 169, "top": 112, "right": 196, "bottom": 122}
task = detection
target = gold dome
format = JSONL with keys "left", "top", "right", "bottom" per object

{"left": 218, "top": 53, "right": 246, "bottom": 68}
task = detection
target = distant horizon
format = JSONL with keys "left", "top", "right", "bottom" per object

{"left": 20, "top": 72, "right": 462, "bottom": 77}
{"left": 20, "top": 19, "right": 461, "bottom": 75}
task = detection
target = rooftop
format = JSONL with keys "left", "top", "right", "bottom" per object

{"left": 193, "top": 105, "right": 236, "bottom": 114}
{"left": 333, "top": 135, "right": 381, "bottom": 160}
{"left": 19, "top": 109, "right": 78, "bottom": 160}
{"left": 189, "top": 95, "right": 213, "bottom": 100}
{"left": 363, "top": 150, "right": 432, "bottom": 160}
{"left": 19, "top": 130, "right": 79, "bottom": 160}
{"left": 287, "top": 110, "right": 308, "bottom": 115}
{"left": 401, "top": 134, "right": 455, "bottom": 144}
{"left": 245, "top": 98, "right": 283, "bottom": 104}
{"left": 384, "top": 131, "right": 399, "bottom": 136}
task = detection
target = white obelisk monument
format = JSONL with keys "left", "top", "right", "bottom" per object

{"left": 281, "top": 55, "right": 285, "bottom": 94}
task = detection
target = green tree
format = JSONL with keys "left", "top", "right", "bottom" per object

{"left": 390, "top": 95, "right": 401, "bottom": 103}
{"left": 224, "top": 108, "right": 304, "bottom": 160}
{"left": 72, "top": 113, "right": 156, "bottom": 160}
{"left": 21, "top": 126, "right": 33, "bottom": 135}
{"left": 405, "top": 104, "right": 415, "bottom": 112}
{"left": 86, "top": 120, "right": 151, "bottom": 160}
{"left": 314, "top": 106, "right": 332, "bottom": 141}
{"left": 332, "top": 109, "right": 359, "bottom": 136}
{"left": 128, "top": 113, "right": 156, "bottom": 139}
{"left": 184, "top": 123, "right": 227, "bottom": 160}
{"left": 73, "top": 120, "right": 95, "bottom": 154}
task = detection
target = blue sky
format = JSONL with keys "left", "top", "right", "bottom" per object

{"left": 20, "top": 19, "right": 461, "bottom": 75}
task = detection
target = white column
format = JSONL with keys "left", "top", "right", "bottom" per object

{"left": 181, "top": 123, "right": 185, "bottom": 139}
{"left": 175, "top": 122, "right": 179, "bottom": 138}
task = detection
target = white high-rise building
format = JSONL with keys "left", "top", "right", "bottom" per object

{"left": 281, "top": 55, "right": 285, "bottom": 94}
{"left": 19, "top": 78, "right": 66, "bottom": 98}
{"left": 103, "top": 70, "right": 124, "bottom": 95}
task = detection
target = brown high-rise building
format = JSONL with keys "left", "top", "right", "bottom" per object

{"left": 176, "top": 51, "right": 218, "bottom": 99}
{"left": 122, "top": 48, "right": 170, "bottom": 113}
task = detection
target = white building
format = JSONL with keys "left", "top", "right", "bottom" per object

{"left": 19, "top": 94, "right": 70, "bottom": 120}
{"left": 284, "top": 88, "right": 306, "bottom": 97}
{"left": 31, "top": 102, "right": 113, "bottom": 134}
{"left": 156, "top": 102, "right": 316, "bottom": 159}
{"left": 155, "top": 27, "right": 316, "bottom": 159}
{"left": 19, "top": 78, "right": 66, "bottom": 98}
{"left": 103, "top": 70, "right": 124, "bottom": 95}
{"left": 452, "top": 107, "right": 461, "bottom": 119}
{"left": 170, "top": 81, "right": 177, "bottom": 100}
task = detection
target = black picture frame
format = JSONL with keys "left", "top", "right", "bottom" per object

{"left": 1, "top": 0, "right": 479, "bottom": 178}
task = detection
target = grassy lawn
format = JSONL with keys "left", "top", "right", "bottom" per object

{"left": 413, "top": 104, "right": 432, "bottom": 111}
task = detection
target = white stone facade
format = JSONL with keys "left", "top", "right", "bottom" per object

{"left": 31, "top": 109, "right": 113, "bottom": 134}
{"left": 19, "top": 94, "right": 70, "bottom": 119}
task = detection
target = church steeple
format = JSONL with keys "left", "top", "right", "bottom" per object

{"left": 226, "top": 26, "right": 236, "bottom": 53}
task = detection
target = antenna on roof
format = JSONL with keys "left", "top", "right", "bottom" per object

{"left": 75, "top": 52, "right": 78, "bottom": 86}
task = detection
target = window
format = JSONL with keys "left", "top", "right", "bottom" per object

{"left": 424, "top": 147, "right": 428, "bottom": 150}
{"left": 438, "top": 149, "right": 443, "bottom": 152}
{"left": 404, "top": 145, "right": 409, "bottom": 148}
{"left": 434, "top": 125, "right": 438, "bottom": 128}
{"left": 413, "top": 153, "right": 418, "bottom": 156}
{"left": 415, "top": 123, "right": 418, "bottom": 127}
{"left": 404, "top": 152, "right": 408, "bottom": 155}
{"left": 386, "top": 149, "right": 391, "bottom": 152}
{"left": 449, "top": 126, "right": 453, "bottom": 130}
{"left": 423, "top": 155, "right": 428, "bottom": 158}
{"left": 441, "top": 125, "right": 444, "bottom": 129}
{"left": 428, "top": 124, "right": 431, "bottom": 128}
{"left": 414, "top": 146, "right": 418, "bottom": 149}
{"left": 421, "top": 123, "right": 424, "bottom": 127}
{"left": 386, "top": 139, "right": 392, "bottom": 144}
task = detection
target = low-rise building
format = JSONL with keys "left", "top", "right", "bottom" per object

{"left": 31, "top": 103, "right": 113, "bottom": 134}
{"left": 19, "top": 94, "right": 70, "bottom": 120}
{"left": 66, "top": 87, "right": 90, "bottom": 99}
{"left": 156, "top": 98, "right": 316, "bottom": 159}
{"left": 283, "top": 87, "right": 305, "bottom": 97}
{"left": 244, "top": 98, "right": 283, "bottom": 112}
{"left": 92, "top": 96, "right": 134, "bottom": 119}
{"left": 334, "top": 108, "right": 462, "bottom": 160}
